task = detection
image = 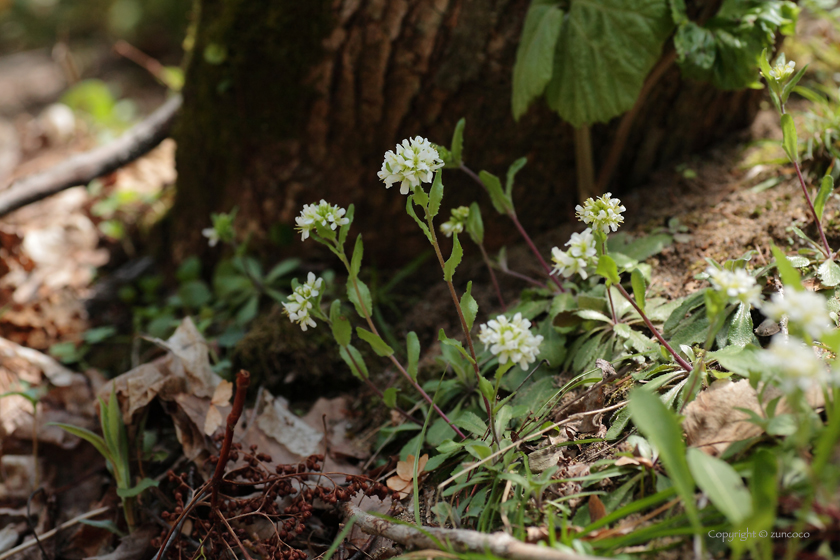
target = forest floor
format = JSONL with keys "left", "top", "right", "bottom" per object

{"left": 0, "top": 36, "right": 839, "bottom": 560}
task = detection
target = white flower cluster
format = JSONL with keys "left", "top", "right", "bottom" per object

{"left": 440, "top": 206, "right": 470, "bottom": 238}
{"left": 575, "top": 193, "right": 626, "bottom": 234}
{"left": 202, "top": 227, "right": 220, "bottom": 247}
{"left": 763, "top": 289, "right": 832, "bottom": 340}
{"left": 706, "top": 266, "right": 761, "bottom": 306}
{"left": 761, "top": 336, "right": 831, "bottom": 393}
{"left": 295, "top": 200, "right": 350, "bottom": 241}
{"left": 550, "top": 228, "right": 598, "bottom": 280}
{"left": 478, "top": 313, "right": 544, "bottom": 370}
{"left": 378, "top": 136, "right": 444, "bottom": 195}
{"left": 282, "top": 272, "right": 323, "bottom": 331}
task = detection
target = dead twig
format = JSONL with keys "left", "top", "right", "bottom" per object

{"left": 341, "top": 503, "right": 606, "bottom": 560}
{"left": 0, "top": 94, "right": 182, "bottom": 217}
{"left": 0, "top": 506, "right": 111, "bottom": 560}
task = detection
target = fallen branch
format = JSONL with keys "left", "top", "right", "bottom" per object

{"left": 0, "top": 506, "right": 111, "bottom": 560}
{"left": 0, "top": 94, "right": 182, "bottom": 217}
{"left": 341, "top": 503, "right": 605, "bottom": 560}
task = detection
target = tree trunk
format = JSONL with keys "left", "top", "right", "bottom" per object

{"left": 170, "top": 0, "right": 760, "bottom": 265}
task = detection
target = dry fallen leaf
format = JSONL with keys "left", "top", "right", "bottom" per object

{"left": 588, "top": 494, "right": 606, "bottom": 522}
{"left": 203, "top": 379, "right": 232, "bottom": 436}
{"left": 387, "top": 454, "right": 429, "bottom": 498}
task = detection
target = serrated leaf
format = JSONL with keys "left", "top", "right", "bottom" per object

{"left": 347, "top": 278, "right": 373, "bottom": 320}
{"left": 479, "top": 171, "right": 512, "bottom": 214}
{"left": 340, "top": 344, "right": 368, "bottom": 380}
{"left": 117, "top": 477, "right": 159, "bottom": 498}
{"left": 596, "top": 254, "right": 620, "bottom": 285}
{"left": 814, "top": 175, "right": 834, "bottom": 222}
{"left": 818, "top": 259, "right": 840, "bottom": 287}
{"left": 631, "top": 268, "right": 647, "bottom": 312}
{"left": 512, "top": 1, "right": 564, "bottom": 120}
{"left": 329, "top": 300, "right": 352, "bottom": 347}
{"left": 459, "top": 281, "right": 478, "bottom": 330}
{"left": 350, "top": 234, "right": 364, "bottom": 277}
{"left": 428, "top": 171, "right": 444, "bottom": 219}
{"left": 727, "top": 302, "right": 755, "bottom": 347}
{"left": 406, "top": 332, "right": 420, "bottom": 381}
{"left": 356, "top": 327, "right": 394, "bottom": 357}
{"left": 455, "top": 411, "right": 487, "bottom": 436}
{"left": 466, "top": 202, "right": 484, "bottom": 244}
{"left": 628, "top": 389, "right": 701, "bottom": 531}
{"left": 687, "top": 448, "right": 752, "bottom": 524}
{"left": 444, "top": 234, "right": 463, "bottom": 282}
{"left": 544, "top": 0, "right": 673, "bottom": 127}
{"left": 781, "top": 114, "right": 799, "bottom": 163}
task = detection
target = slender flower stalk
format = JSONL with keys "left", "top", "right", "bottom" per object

{"left": 426, "top": 212, "right": 500, "bottom": 445}
{"left": 476, "top": 242, "right": 506, "bottom": 310}
{"left": 615, "top": 283, "right": 692, "bottom": 372}
{"left": 460, "top": 164, "right": 565, "bottom": 292}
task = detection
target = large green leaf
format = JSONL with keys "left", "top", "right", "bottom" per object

{"left": 687, "top": 448, "right": 752, "bottom": 524}
{"left": 513, "top": 1, "right": 565, "bottom": 119}
{"left": 545, "top": 0, "right": 673, "bottom": 127}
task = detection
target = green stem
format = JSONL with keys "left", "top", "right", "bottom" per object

{"left": 426, "top": 214, "right": 500, "bottom": 446}
{"left": 337, "top": 250, "right": 466, "bottom": 440}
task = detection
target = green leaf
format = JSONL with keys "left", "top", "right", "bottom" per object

{"left": 406, "top": 332, "right": 421, "bottom": 381}
{"left": 770, "top": 245, "right": 803, "bottom": 290}
{"left": 235, "top": 295, "right": 259, "bottom": 325}
{"left": 347, "top": 278, "right": 373, "bottom": 319}
{"left": 450, "top": 118, "right": 465, "bottom": 166}
{"left": 749, "top": 448, "right": 778, "bottom": 529}
{"left": 350, "top": 234, "right": 364, "bottom": 277}
{"left": 687, "top": 448, "right": 752, "bottom": 524}
{"left": 383, "top": 387, "right": 398, "bottom": 408}
{"left": 455, "top": 411, "right": 487, "bottom": 436}
{"left": 506, "top": 157, "right": 528, "bottom": 200}
{"left": 631, "top": 268, "right": 647, "bottom": 312}
{"left": 428, "top": 171, "right": 444, "bottom": 219}
{"left": 628, "top": 389, "right": 701, "bottom": 531}
{"left": 596, "top": 254, "right": 620, "bottom": 285}
{"left": 814, "top": 175, "right": 834, "bottom": 222}
{"left": 405, "top": 197, "right": 433, "bottom": 243}
{"left": 178, "top": 280, "right": 212, "bottom": 309}
{"left": 438, "top": 329, "right": 476, "bottom": 364}
{"left": 329, "top": 300, "right": 352, "bottom": 347}
{"left": 265, "top": 259, "right": 299, "bottom": 284}
{"left": 727, "top": 303, "right": 755, "bottom": 347}
{"left": 607, "top": 232, "right": 673, "bottom": 261}
{"left": 466, "top": 202, "right": 484, "bottom": 244}
{"left": 460, "top": 281, "right": 479, "bottom": 331}
{"left": 117, "top": 477, "right": 159, "bottom": 498}
{"left": 512, "top": 1, "right": 564, "bottom": 120}
{"left": 781, "top": 114, "right": 799, "bottom": 163}
{"left": 818, "top": 259, "right": 840, "bottom": 287}
{"left": 356, "top": 327, "right": 394, "bottom": 357}
{"left": 339, "top": 344, "right": 368, "bottom": 380}
{"left": 669, "top": 0, "right": 687, "bottom": 23}
{"left": 444, "top": 234, "right": 463, "bottom": 282}
{"left": 544, "top": 0, "right": 674, "bottom": 127}
{"left": 48, "top": 423, "right": 113, "bottom": 465}
{"left": 79, "top": 519, "right": 126, "bottom": 537}
{"left": 781, "top": 64, "right": 808, "bottom": 104}
{"left": 478, "top": 170, "right": 512, "bottom": 215}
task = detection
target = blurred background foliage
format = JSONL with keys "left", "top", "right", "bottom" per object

{"left": 0, "top": 0, "right": 189, "bottom": 58}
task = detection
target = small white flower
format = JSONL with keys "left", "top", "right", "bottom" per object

{"left": 202, "top": 227, "right": 220, "bottom": 247}
{"left": 478, "top": 312, "right": 544, "bottom": 370}
{"left": 706, "top": 266, "right": 761, "bottom": 306}
{"left": 550, "top": 247, "right": 589, "bottom": 280}
{"left": 763, "top": 289, "right": 832, "bottom": 340}
{"left": 378, "top": 136, "right": 444, "bottom": 195}
{"left": 768, "top": 59, "right": 796, "bottom": 81}
{"left": 440, "top": 206, "right": 470, "bottom": 238}
{"left": 566, "top": 228, "right": 597, "bottom": 260}
{"left": 575, "top": 193, "right": 626, "bottom": 234}
{"left": 282, "top": 272, "right": 324, "bottom": 331}
{"left": 760, "top": 336, "right": 828, "bottom": 393}
{"left": 295, "top": 200, "right": 350, "bottom": 241}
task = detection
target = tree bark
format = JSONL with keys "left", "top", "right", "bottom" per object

{"left": 171, "top": 0, "right": 760, "bottom": 264}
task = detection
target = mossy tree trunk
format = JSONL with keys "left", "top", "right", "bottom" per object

{"left": 171, "top": 0, "right": 759, "bottom": 265}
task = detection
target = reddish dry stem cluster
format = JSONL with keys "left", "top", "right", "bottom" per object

{"left": 152, "top": 441, "right": 393, "bottom": 560}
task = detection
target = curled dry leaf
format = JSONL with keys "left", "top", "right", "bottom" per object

{"left": 387, "top": 454, "right": 428, "bottom": 498}
{"left": 203, "top": 379, "right": 232, "bottom": 436}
